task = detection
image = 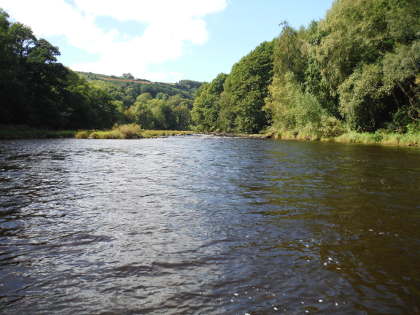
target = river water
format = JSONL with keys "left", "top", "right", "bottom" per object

{"left": 0, "top": 136, "right": 419, "bottom": 314}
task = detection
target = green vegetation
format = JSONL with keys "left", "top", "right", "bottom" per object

{"left": 1, "top": 1, "right": 419, "bottom": 147}
{"left": 77, "top": 73, "right": 201, "bottom": 131}
{"left": 75, "top": 124, "right": 193, "bottom": 139}
{"left": 192, "top": 41, "right": 274, "bottom": 133}
{"left": 78, "top": 72, "right": 202, "bottom": 131}
{"left": 0, "top": 8, "right": 201, "bottom": 134}
{"left": 78, "top": 71, "right": 201, "bottom": 99}
{"left": 271, "top": 129, "right": 420, "bottom": 147}
{"left": 0, "top": 125, "right": 75, "bottom": 140}
{"left": 0, "top": 9, "right": 117, "bottom": 130}
{"left": 191, "top": 0, "right": 419, "bottom": 147}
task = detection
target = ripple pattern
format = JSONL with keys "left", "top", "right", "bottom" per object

{"left": 0, "top": 137, "right": 419, "bottom": 314}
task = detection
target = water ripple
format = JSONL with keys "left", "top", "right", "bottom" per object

{"left": 0, "top": 137, "right": 419, "bottom": 314}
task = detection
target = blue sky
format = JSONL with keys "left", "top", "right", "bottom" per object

{"left": 0, "top": 0, "right": 335, "bottom": 82}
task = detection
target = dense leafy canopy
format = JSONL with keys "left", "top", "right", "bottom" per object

{"left": 192, "top": 0, "right": 419, "bottom": 135}
{"left": 0, "top": 9, "right": 201, "bottom": 131}
{"left": 0, "top": 9, "right": 118, "bottom": 129}
{"left": 2, "top": 0, "right": 419, "bottom": 135}
{"left": 80, "top": 74, "right": 200, "bottom": 130}
{"left": 191, "top": 73, "right": 227, "bottom": 131}
{"left": 314, "top": 0, "right": 420, "bottom": 132}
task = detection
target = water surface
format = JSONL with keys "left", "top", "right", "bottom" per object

{"left": 0, "top": 136, "right": 419, "bottom": 314}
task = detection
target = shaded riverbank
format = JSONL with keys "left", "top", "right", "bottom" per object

{"left": 1, "top": 124, "right": 419, "bottom": 148}
{"left": 0, "top": 125, "right": 193, "bottom": 140}
{"left": 0, "top": 125, "right": 76, "bottom": 140}
{"left": 75, "top": 124, "right": 194, "bottom": 139}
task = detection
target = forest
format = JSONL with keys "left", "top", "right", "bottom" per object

{"left": 192, "top": 0, "right": 419, "bottom": 140}
{"left": 0, "top": 8, "right": 200, "bottom": 132}
{"left": 1, "top": 0, "right": 419, "bottom": 143}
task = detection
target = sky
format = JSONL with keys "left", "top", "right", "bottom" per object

{"left": 0, "top": 0, "right": 335, "bottom": 82}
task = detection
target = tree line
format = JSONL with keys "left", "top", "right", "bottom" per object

{"left": 81, "top": 75, "right": 199, "bottom": 130}
{"left": 0, "top": 9, "right": 118, "bottom": 130}
{"left": 2, "top": 0, "right": 418, "bottom": 134}
{"left": 192, "top": 0, "right": 419, "bottom": 136}
{"left": 0, "top": 8, "right": 200, "bottom": 131}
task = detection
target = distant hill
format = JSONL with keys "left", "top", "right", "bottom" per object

{"left": 77, "top": 71, "right": 203, "bottom": 99}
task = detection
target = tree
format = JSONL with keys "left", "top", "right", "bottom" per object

{"left": 191, "top": 73, "right": 227, "bottom": 131}
{"left": 122, "top": 73, "right": 134, "bottom": 80}
{"left": 220, "top": 41, "right": 274, "bottom": 133}
{"left": 314, "top": 0, "right": 420, "bottom": 131}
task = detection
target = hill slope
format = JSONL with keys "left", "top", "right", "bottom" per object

{"left": 77, "top": 71, "right": 202, "bottom": 99}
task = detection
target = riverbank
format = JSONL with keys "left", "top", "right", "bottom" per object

{"left": 1, "top": 125, "right": 419, "bottom": 148}
{"left": 0, "top": 125, "right": 76, "bottom": 140}
{"left": 0, "top": 124, "right": 193, "bottom": 140}
{"left": 75, "top": 124, "right": 194, "bottom": 139}
{"left": 209, "top": 132, "right": 270, "bottom": 139}
{"left": 76, "top": 129, "right": 194, "bottom": 139}
{"left": 269, "top": 130, "right": 420, "bottom": 147}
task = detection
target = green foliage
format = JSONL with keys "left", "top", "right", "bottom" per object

{"left": 78, "top": 71, "right": 202, "bottom": 101}
{"left": 0, "top": 9, "right": 119, "bottom": 130}
{"left": 265, "top": 72, "right": 344, "bottom": 138}
{"left": 76, "top": 71, "right": 201, "bottom": 131}
{"left": 265, "top": 0, "right": 419, "bottom": 136}
{"left": 127, "top": 93, "right": 192, "bottom": 130}
{"left": 338, "top": 39, "right": 420, "bottom": 132}
{"left": 0, "top": 125, "right": 76, "bottom": 139}
{"left": 114, "top": 123, "right": 142, "bottom": 138}
{"left": 338, "top": 63, "right": 387, "bottom": 131}
{"left": 313, "top": 0, "right": 420, "bottom": 131}
{"left": 122, "top": 73, "right": 134, "bottom": 79}
{"left": 75, "top": 124, "right": 193, "bottom": 139}
{"left": 0, "top": 7, "right": 200, "bottom": 132}
{"left": 174, "top": 80, "right": 202, "bottom": 94}
{"left": 191, "top": 73, "right": 227, "bottom": 131}
{"left": 335, "top": 130, "right": 420, "bottom": 146}
{"left": 77, "top": 124, "right": 142, "bottom": 139}
{"left": 273, "top": 22, "right": 307, "bottom": 83}
{"left": 220, "top": 41, "right": 274, "bottom": 133}
{"left": 3, "top": 1, "right": 418, "bottom": 138}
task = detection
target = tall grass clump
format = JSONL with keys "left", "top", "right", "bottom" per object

{"left": 75, "top": 130, "right": 91, "bottom": 139}
{"left": 335, "top": 129, "right": 420, "bottom": 147}
{"left": 115, "top": 123, "right": 142, "bottom": 139}
{"left": 74, "top": 124, "right": 193, "bottom": 139}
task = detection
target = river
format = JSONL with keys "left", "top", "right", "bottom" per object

{"left": 0, "top": 136, "right": 419, "bottom": 314}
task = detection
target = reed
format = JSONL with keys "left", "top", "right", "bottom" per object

{"left": 270, "top": 129, "right": 419, "bottom": 147}
{"left": 75, "top": 124, "right": 194, "bottom": 139}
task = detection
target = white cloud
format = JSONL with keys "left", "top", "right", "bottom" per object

{"left": 0, "top": 0, "right": 227, "bottom": 81}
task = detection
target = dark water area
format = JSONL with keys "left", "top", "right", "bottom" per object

{"left": 0, "top": 136, "right": 419, "bottom": 314}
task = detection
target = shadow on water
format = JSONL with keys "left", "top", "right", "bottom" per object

{"left": 235, "top": 141, "right": 420, "bottom": 314}
{"left": 0, "top": 137, "right": 419, "bottom": 314}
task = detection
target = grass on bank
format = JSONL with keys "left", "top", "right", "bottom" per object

{"left": 1, "top": 124, "right": 418, "bottom": 147}
{"left": 0, "top": 125, "right": 75, "bottom": 140}
{"left": 270, "top": 129, "right": 420, "bottom": 147}
{"left": 75, "top": 124, "right": 194, "bottom": 139}
{"left": 0, "top": 124, "right": 193, "bottom": 140}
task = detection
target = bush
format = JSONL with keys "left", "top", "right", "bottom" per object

{"left": 319, "top": 116, "right": 345, "bottom": 138}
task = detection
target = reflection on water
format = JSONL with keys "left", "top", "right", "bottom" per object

{"left": 0, "top": 137, "right": 419, "bottom": 314}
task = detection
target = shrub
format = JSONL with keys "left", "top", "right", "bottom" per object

{"left": 319, "top": 116, "right": 345, "bottom": 138}
{"left": 75, "top": 130, "right": 91, "bottom": 139}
